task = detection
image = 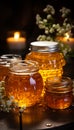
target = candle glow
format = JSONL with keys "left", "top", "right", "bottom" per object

{"left": 6, "top": 31, "right": 26, "bottom": 49}
{"left": 57, "top": 33, "right": 74, "bottom": 45}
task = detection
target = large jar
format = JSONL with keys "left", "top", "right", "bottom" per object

{"left": 44, "top": 76, "right": 73, "bottom": 109}
{"left": 5, "top": 60, "right": 43, "bottom": 108}
{"left": 0, "top": 54, "right": 21, "bottom": 81}
{"left": 25, "top": 41, "right": 66, "bottom": 85}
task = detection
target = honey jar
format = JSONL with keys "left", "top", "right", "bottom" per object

{"left": 5, "top": 60, "right": 43, "bottom": 108}
{"left": 0, "top": 54, "right": 21, "bottom": 81}
{"left": 25, "top": 41, "right": 65, "bottom": 85}
{"left": 44, "top": 76, "right": 73, "bottom": 109}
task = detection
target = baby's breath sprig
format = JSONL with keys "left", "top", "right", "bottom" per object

{"left": 0, "top": 81, "right": 26, "bottom": 112}
{"left": 36, "top": 5, "right": 74, "bottom": 57}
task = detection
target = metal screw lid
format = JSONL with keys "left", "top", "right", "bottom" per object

{"left": 30, "top": 41, "right": 59, "bottom": 52}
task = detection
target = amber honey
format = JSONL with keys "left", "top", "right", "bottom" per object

{"left": 25, "top": 41, "right": 65, "bottom": 86}
{"left": 0, "top": 65, "right": 9, "bottom": 81}
{"left": 0, "top": 54, "right": 21, "bottom": 81}
{"left": 5, "top": 60, "right": 43, "bottom": 107}
{"left": 44, "top": 77, "right": 73, "bottom": 109}
{"left": 0, "top": 58, "right": 10, "bottom": 81}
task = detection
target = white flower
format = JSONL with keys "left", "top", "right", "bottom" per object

{"left": 47, "top": 14, "right": 52, "bottom": 19}
{"left": 60, "top": 7, "right": 71, "bottom": 18}
{"left": 37, "top": 35, "right": 47, "bottom": 41}
{"left": 36, "top": 4, "right": 74, "bottom": 57}
{"left": 43, "top": 5, "right": 55, "bottom": 15}
{"left": 43, "top": 19, "right": 47, "bottom": 23}
{"left": 49, "top": 28, "right": 55, "bottom": 33}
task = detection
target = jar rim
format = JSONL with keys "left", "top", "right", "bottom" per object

{"left": 0, "top": 54, "right": 21, "bottom": 67}
{"left": 45, "top": 77, "right": 73, "bottom": 93}
{"left": 1, "top": 54, "right": 21, "bottom": 60}
{"left": 10, "top": 60, "right": 39, "bottom": 74}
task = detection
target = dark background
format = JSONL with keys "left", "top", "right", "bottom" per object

{"left": 0, "top": 0, "right": 74, "bottom": 56}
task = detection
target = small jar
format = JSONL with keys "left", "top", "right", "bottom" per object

{"left": 5, "top": 60, "right": 43, "bottom": 108}
{"left": 44, "top": 77, "right": 73, "bottom": 109}
{"left": 25, "top": 41, "right": 65, "bottom": 85}
{"left": 0, "top": 54, "right": 21, "bottom": 81}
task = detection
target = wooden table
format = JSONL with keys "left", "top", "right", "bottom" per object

{"left": 0, "top": 97, "right": 74, "bottom": 130}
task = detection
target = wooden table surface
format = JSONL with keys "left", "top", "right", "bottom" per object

{"left": 0, "top": 96, "right": 74, "bottom": 130}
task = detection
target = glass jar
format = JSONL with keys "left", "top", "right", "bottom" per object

{"left": 44, "top": 77, "right": 73, "bottom": 109}
{"left": 25, "top": 41, "right": 66, "bottom": 85}
{"left": 0, "top": 54, "right": 21, "bottom": 81}
{"left": 5, "top": 60, "right": 43, "bottom": 108}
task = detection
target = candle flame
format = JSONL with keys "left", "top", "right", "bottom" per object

{"left": 14, "top": 32, "right": 20, "bottom": 39}
{"left": 65, "top": 33, "right": 70, "bottom": 39}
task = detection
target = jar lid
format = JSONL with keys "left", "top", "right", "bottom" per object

{"left": 45, "top": 77, "right": 73, "bottom": 93}
{"left": 30, "top": 41, "right": 59, "bottom": 52}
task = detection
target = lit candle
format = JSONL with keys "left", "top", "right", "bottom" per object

{"left": 57, "top": 33, "right": 74, "bottom": 46}
{"left": 7, "top": 32, "right": 26, "bottom": 49}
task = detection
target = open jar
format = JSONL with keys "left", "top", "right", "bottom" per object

{"left": 0, "top": 54, "right": 21, "bottom": 81}
{"left": 5, "top": 60, "right": 43, "bottom": 108}
{"left": 44, "top": 77, "right": 73, "bottom": 109}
